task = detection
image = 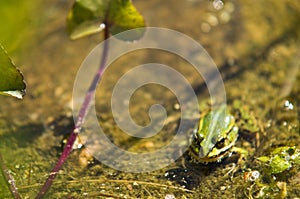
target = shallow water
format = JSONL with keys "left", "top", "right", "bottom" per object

{"left": 0, "top": 0, "right": 299, "bottom": 198}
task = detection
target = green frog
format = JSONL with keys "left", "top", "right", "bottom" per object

{"left": 189, "top": 105, "right": 240, "bottom": 163}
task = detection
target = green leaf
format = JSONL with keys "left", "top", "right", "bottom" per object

{"left": 258, "top": 146, "right": 300, "bottom": 174}
{"left": 0, "top": 44, "right": 26, "bottom": 99}
{"left": 269, "top": 155, "right": 291, "bottom": 174}
{"left": 67, "top": 0, "right": 145, "bottom": 40}
{"left": 257, "top": 156, "right": 270, "bottom": 162}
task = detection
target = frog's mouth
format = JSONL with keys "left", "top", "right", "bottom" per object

{"left": 189, "top": 146, "right": 233, "bottom": 164}
{"left": 198, "top": 135, "right": 227, "bottom": 158}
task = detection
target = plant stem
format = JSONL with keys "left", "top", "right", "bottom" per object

{"left": 0, "top": 152, "right": 22, "bottom": 199}
{"left": 35, "top": 25, "right": 110, "bottom": 199}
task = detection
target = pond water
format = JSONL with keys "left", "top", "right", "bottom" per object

{"left": 0, "top": 0, "right": 299, "bottom": 198}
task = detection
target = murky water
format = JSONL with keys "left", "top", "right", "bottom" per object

{"left": 0, "top": 0, "right": 299, "bottom": 198}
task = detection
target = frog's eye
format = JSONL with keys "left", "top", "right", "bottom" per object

{"left": 215, "top": 138, "right": 226, "bottom": 149}
{"left": 197, "top": 133, "right": 205, "bottom": 140}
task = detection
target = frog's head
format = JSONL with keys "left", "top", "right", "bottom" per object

{"left": 189, "top": 105, "right": 239, "bottom": 163}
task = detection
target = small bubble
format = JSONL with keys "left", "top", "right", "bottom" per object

{"left": 133, "top": 181, "right": 139, "bottom": 186}
{"left": 100, "top": 23, "right": 106, "bottom": 29}
{"left": 284, "top": 100, "right": 294, "bottom": 110}
{"left": 219, "top": 11, "right": 231, "bottom": 23}
{"left": 201, "top": 22, "right": 211, "bottom": 33}
{"left": 213, "top": 0, "right": 224, "bottom": 10}
{"left": 225, "top": 2, "right": 235, "bottom": 13}
{"left": 173, "top": 103, "right": 180, "bottom": 110}
{"left": 207, "top": 14, "right": 219, "bottom": 26}
{"left": 250, "top": 171, "right": 260, "bottom": 181}
{"left": 244, "top": 170, "right": 260, "bottom": 182}
{"left": 165, "top": 194, "right": 176, "bottom": 199}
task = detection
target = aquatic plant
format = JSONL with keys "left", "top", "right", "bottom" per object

{"left": 0, "top": 44, "right": 26, "bottom": 99}
{"left": 0, "top": 44, "right": 26, "bottom": 198}
{"left": 35, "top": 0, "right": 145, "bottom": 198}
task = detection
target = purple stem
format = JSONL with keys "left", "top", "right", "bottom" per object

{"left": 0, "top": 152, "right": 22, "bottom": 199}
{"left": 35, "top": 25, "right": 110, "bottom": 199}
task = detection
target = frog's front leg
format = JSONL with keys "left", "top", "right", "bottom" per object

{"left": 224, "top": 146, "right": 249, "bottom": 177}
